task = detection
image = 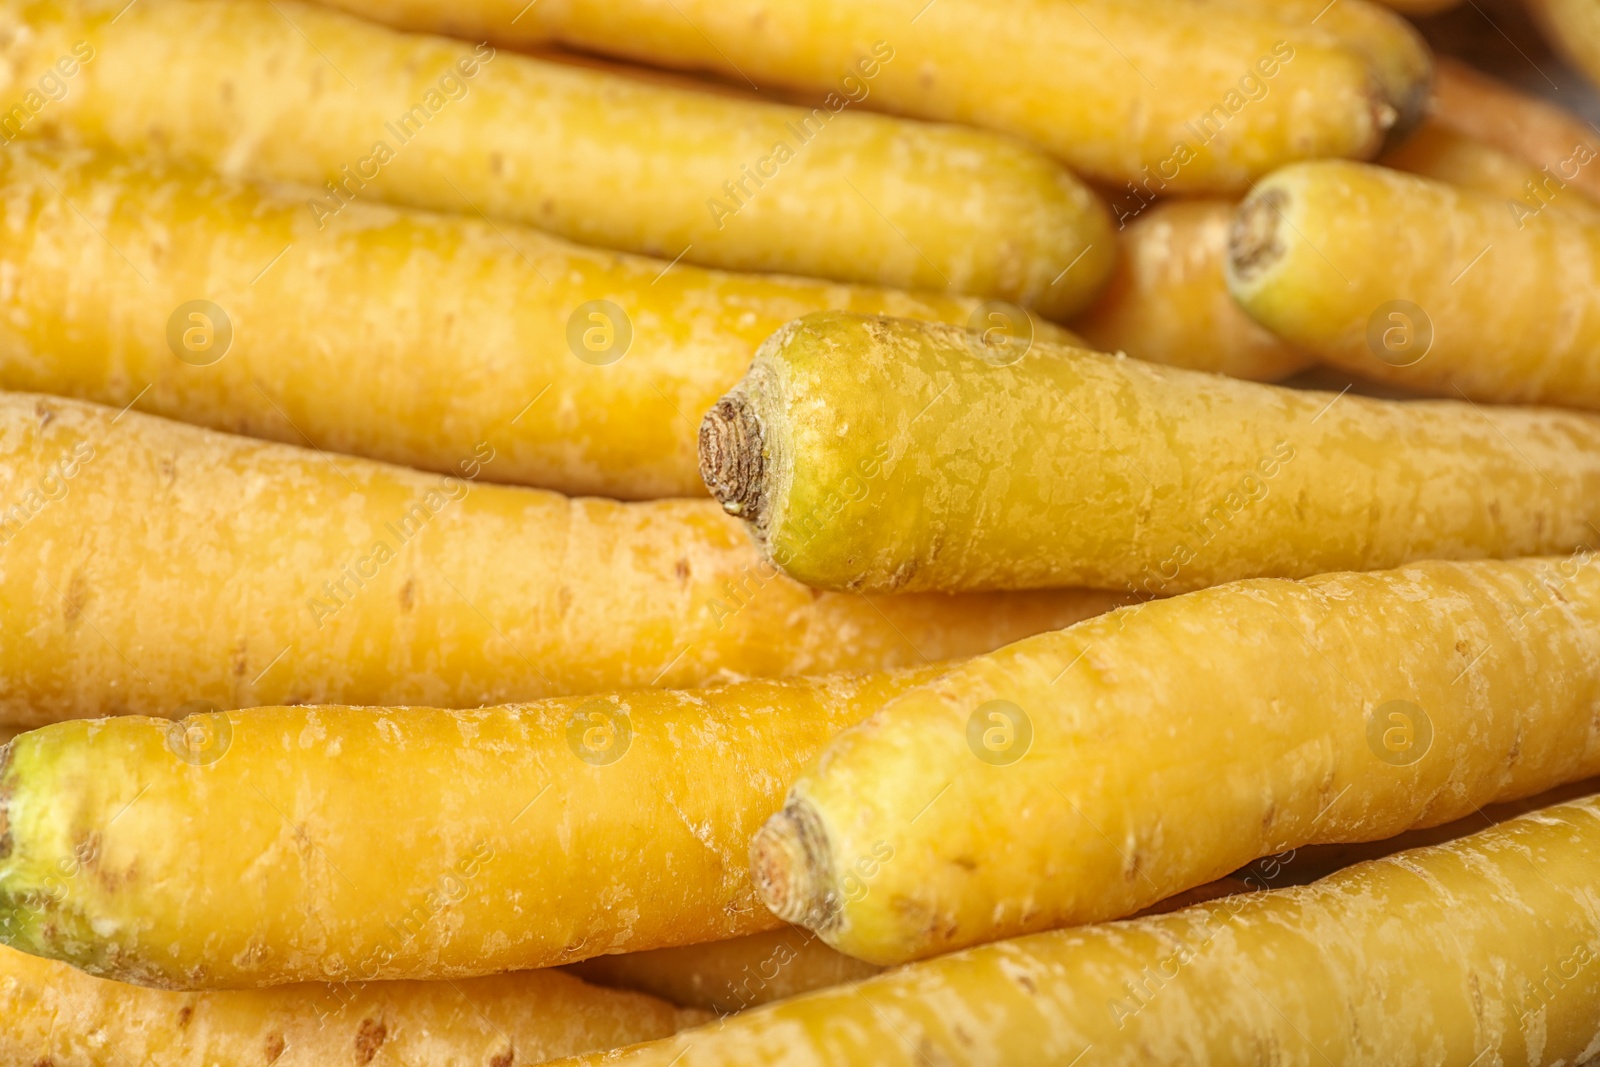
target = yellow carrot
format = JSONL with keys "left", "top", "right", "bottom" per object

{"left": 701, "top": 312, "right": 1600, "bottom": 595}
{"left": 0, "top": 943, "right": 702, "bottom": 1066}
{"left": 1280, "top": 775, "right": 1600, "bottom": 888}
{"left": 559, "top": 885, "right": 1270, "bottom": 1013}
{"left": 0, "top": 0, "right": 1114, "bottom": 316}
{"left": 0, "top": 667, "right": 951, "bottom": 987}
{"left": 1429, "top": 55, "right": 1600, "bottom": 204}
{"left": 750, "top": 557, "right": 1600, "bottom": 963}
{"left": 1070, "top": 198, "right": 1315, "bottom": 381}
{"left": 561, "top": 793, "right": 1600, "bottom": 1066}
{"left": 1202, "top": 0, "right": 1433, "bottom": 139}
{"left": 313, "top": 0, "right": 1402, "bottom": 193}
{"left": 0, "top": 392, "right": 1118, "bottom": 727}
{"left": 1381, "top": 118, "right": 1600, "bottom": 223}
{"left": 567, "top": 927, "right": 880, "bottom": 1015}
{"left": 0, "top": 143, "right": 1089, "bottom": 500}
{"left": 1227, "top": 160, "right": 1600, "bottom": 408}
{"left": 1528, "top": 0, "right": 1600, "bottom": 99}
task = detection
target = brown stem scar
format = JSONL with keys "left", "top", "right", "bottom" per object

{"left": 750, "top": 798, "right": 838, "bottom": 931}
{"left": 1228, "top": 188, "right": 1289, "bottom": 283}
{"left": 699, "top": 393, "right": 765, "bottom": 521}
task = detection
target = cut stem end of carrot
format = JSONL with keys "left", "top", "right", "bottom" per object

{"left": 1228, "top": 188, "right": 1290, "bottom": 284}
{"left": 751, "top": 800, "right": 835, "bottom": 931}
{"left": 699, "top": 393, "right": 766, "bottom": 521}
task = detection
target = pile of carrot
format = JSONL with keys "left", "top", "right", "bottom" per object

{"left": 2, "top": 0, "right": 1599, "bottom": 1063}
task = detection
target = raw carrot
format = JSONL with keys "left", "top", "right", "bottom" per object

{"left": 750, "top": 557, "right": 1600, "bottom": 963}
{"left": 1381, "top": 118, "right": 1600, "bottom": 223}
{"left": 0, "top": 143, "right": 1087, "bottom": 500}
{"left": 1203, "top": 0, "right": 1434, "bottom": 140}
{"left": 565, "top": 886, "right": 1266, "bottom": 1021}
{"left": 0, "top": 669, "right": 947, "bottom": 987}
{"left": 0, "top": 0, "right": 1114, "bottom": 316}
{"left": 309, "top": 0, "right": 1403, "bottom": 193}
{"left": 1227, "top": 160, "right": 1600, "bottom": 408}
{"left": 1429, "top": 55, "right": 1600, "bottom": 203}
{"left": 700, "top": 312, "right": 1600, "bottom": 595}
{"left": 1277, "top": 775, "right": 1600, "bottom": 888}
{"left": 0, "top": 944, "right": 702, "bottom": 1066}
{"left": 562, "top": 793, "right": 1600, "bottom": 1065}
{"left": 1070, "top": 198, "right": 1315, "bottom": 381}
{"left": 0, "top": 392, "right": 1119, "bottom": 727}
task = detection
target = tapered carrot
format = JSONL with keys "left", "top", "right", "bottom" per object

{"left": 0, "top": 944, "right": 702, "bottom": 1067}
{"left": 0, "top": 393, "right": 1118, "bottom": 727}
{"left": 1070, "top": 199, "right": 1315, "bottom": 381}
{"left": 1428, "top": 56, "right": 1600, "bottom": 204}
{"left": 311, "top": 0, "right": 1403, "bottom": 194}
{"left": 1227, "top": 160, "right": 1600, "bottom": 408}
{"left": 0, "top": 144, "right": 1090, "bottom": 501}
{"left": 1208, "top": 0, "right": 1433, "bottom": 138}
{"left": 0, "top": 0, "right": 1114, "bottom": 317}
{"left": 561, "top": 793, "right": 1600, "bottom": 1065}
{"left": 567, "top": 927, "right": 881, "bottom": 1015}
{"left": 749, "top": 557, "right": 1600, "bottom": 965}
{"left": 0, "top": 667, "right": 953, "bottom": 987}
{"left": 701, "top": 312, "right": 1600, "bottom": 595}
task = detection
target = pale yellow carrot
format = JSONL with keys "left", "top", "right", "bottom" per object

{"left": 1429, "top": 55, "right": 1600, "bottom": 204}
{"left": 0, "top": 392, "right": 1120, "bottom": 726}
{"left": 0, "top": 671, "right": 947, "bottom": 987}
{"left": 311, "top": 0, "right": 1404, "bottom": 193}
{"left": 1382, "top": 118, "right": 1600, "bottom": 223}
{"left": 559, "top": 793, "right": 1600, "bottom": 1065}
{"left": 0, "top": 143, "right": 1087, "bottom": 500}
{"left": 702, "top": 312, "right": 1600, "bottom": 595}
{"left": 0, "top": 0, "right": 1114, "bottom": 315}
{"left": 751, "top": 557, "right": 1600, "bottom": 963}
{"left": 1228, "top": 160, "right": 1600, "bottom": 408}
{"left": 1203, "top": 0, "right": 1434, "bottom": 139}
{"left": 0, "top": 944, "right": 703, "bottom": 1066}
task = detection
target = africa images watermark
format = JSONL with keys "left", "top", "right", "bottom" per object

{"left": 0, "top": 40, "right": 95, "bottom": 143}
{"left": 1103, "top": 848, "right": 1304, "bottom": 1030}
{"left": 305, "top": 442, "right": 497, "bottom": 628}
{"left": 0, "top": 439, "right": 95, "bottom": 548}
{"left": 1518, "top": 939, "right": 1597, "bottom": 1030}
{"left": 310, "top": 839, "right": 497, "bottom": 1026}
{"left": 308, "top": 43, "right": 497, "bottom": 228}
{"left": 1110, "top": 41, "right": 1296, "bottom": 229}
{"left": 705, "top": 41, "right": 895, "bottom": 230}
{"left": 1124, "top": 440, "right": 1297, "bottom": 604}
{"left": 1507, "top": 142, "right": 1598, "bottom": 229}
